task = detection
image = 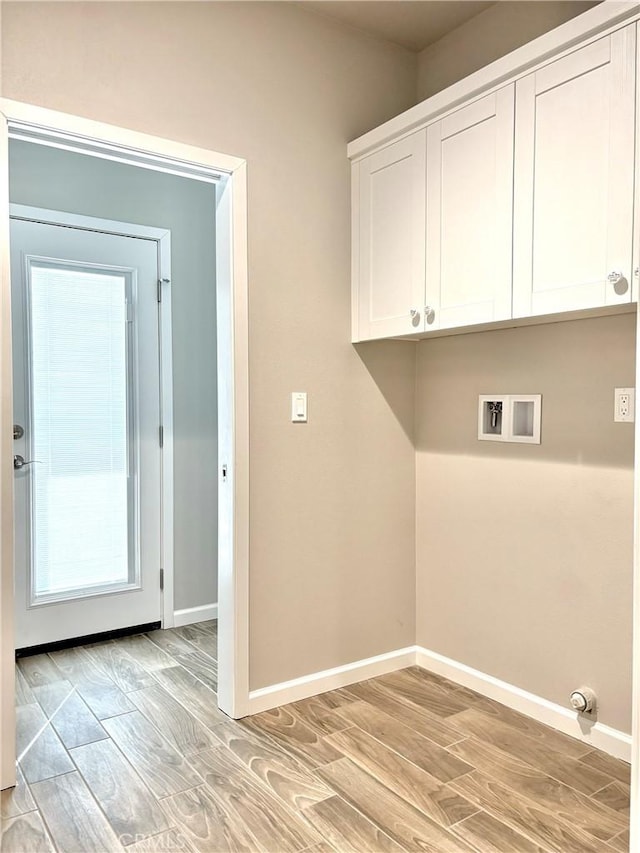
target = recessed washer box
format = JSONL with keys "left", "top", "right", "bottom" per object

{"left": 478, "top": 395, "right": 508, "bottom": 441}
{"left": 478, "top": 395, "right": 541, "bottom": 444}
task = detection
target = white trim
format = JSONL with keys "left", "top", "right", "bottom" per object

{"left": 415, "top": 646, "right": 632, "bottom": 763}
{"left": 0, "top": 105, "right": 16, "bottom": 792}
{"left": 8, "top": 205, "right": 170, "bottom": 243}
{"left": 9, "top": 204, "right": 175, "bottom": 634}
{"left": 348, "top": 0, "right": 640, "bottom": 160}
{"left": 215, "top": 165, "right": 250, "bottom": 719}
{"left": 173, "top": 603, "right": 218, "bottom": 628}
{"left": 157, "top": 240, "right": 174, "bottom": 632}
{"left": 0, "top": 100, "right": 250, "bottom": 788}
{"left": 248, "top": 647, "right": 416, "bottom": 715}
{"left": 1, "top": 99, "right": 241, "bottom": 176}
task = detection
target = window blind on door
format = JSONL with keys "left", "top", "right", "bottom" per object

{"left": 29, "top": 263, "right": 133, "bottom": 600}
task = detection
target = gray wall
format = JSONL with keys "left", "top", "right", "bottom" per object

{"left": 9, "top": 141, "right": 218, "bottom": 612}
{"left": 416, "top": 314, "right": 635, "bottom": 733}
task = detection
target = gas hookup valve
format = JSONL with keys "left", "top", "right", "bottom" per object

{"left": 569, "top": 687, "right": 597, "bottom": 714}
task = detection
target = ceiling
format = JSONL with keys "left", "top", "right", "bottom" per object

{"left": 299, "top": 1, "right": 496, "bottom": 53}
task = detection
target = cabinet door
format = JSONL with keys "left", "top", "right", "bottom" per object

{"left": 513, "top": 26, "right": 636, "bottom": 318}
{"left": 425, "top": 86, "right": 514, "bottom": 331}
{"left": 354, "top": 130, "right": 426, "bottom": 341}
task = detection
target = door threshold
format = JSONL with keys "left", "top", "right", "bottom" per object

{"left": 15, "top": 621, "right": 161, "bottom": 658}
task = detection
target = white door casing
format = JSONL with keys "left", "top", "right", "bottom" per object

{"left": 513, "top": 25, "right": 636, "bottom": 318}
{"left": 426, "top": 85, "right": 515, "bottom": 331}
{"left": 10, "top": 214, "right": 165, "bottom": 648}
{"left": 0, "top": 100, "right": 250, "bottom": 792}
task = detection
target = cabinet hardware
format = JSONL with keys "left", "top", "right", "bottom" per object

{"left": 424, "top": 305, "right": 436, "bottom": 324}
{"left": 607, "top": 271, "right": 628, "bottom": 295}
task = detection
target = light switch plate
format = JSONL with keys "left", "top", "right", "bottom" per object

{"left": 291, "top": 392, "right": 307, "bottom": 423}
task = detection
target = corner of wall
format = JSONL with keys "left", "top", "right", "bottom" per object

{"left": 416, "top": 1, "right": 598, "bottom": 101}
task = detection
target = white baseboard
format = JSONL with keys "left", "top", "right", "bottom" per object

{"left": 172, "top": 603, "right": 218, "bottom": 628}
{"left": 415, "top": 646, "right": 631, "bottom": 763}
{"left": 248, "top": 646, "right": 416, "bottom": 715}
{"left": 246, "top": 641, "right": 631, "bottom": 762}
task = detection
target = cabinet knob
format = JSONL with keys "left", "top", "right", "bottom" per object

{"left": 607, "top": 271, "right": 628, "bottom": 295}
{"left": 424, "top": 305, "right": 436, "bottom": 325}
{"left": 410, "top": 308, "right": 420, "bottom": 326}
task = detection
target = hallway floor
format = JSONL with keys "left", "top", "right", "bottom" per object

{"left": 0, "top": 623, "right": 631, "bottom": 852}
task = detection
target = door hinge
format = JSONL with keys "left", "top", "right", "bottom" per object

{"left": 157, "top": 278, "right": 170, "bottom": 303}
{"left": 159, "top": 425, "right": 164, "bottom": 448}
{"left": 159, "top": 568, "right": 164, "bottom": 591}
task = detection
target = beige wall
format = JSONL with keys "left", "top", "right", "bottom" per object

{"left": 417, "top": 0, "right": 598, "bottom": 100}
{"left": 0, "top": 2, "right": 418, "bottom": 690}
{"left": 416, "top": 314, "right": 636, "bottom": 732}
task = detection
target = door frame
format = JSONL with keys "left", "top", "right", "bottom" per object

{"left": 0, "top": 99, "right": 250, "bottom": 790}
{"left": 9, "top": 203, "right": 174, "bottom": 635}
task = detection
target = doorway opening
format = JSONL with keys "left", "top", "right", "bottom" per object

{"left": 0, "top": 101, "right": 250, "bottom": 791}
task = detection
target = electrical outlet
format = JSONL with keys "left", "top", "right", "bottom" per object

{"left": 614, "top": 387, "right": 635, "bottom": 423}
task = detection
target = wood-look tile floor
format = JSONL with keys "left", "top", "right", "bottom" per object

{"left": 1, "top": 623, "right": 631, "bottom": 852}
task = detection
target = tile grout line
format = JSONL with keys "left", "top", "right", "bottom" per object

{"left": 328, "top": 702, "right": 476, "bottom": 782}
{"left": 447, "top": 739, "right": 625, "bottom": 847}
{"left": 144, "top": 633, "right": 219, "bottom": 694}
{"left": 448, "top": 772, "right": 596, "bottom": 853}
{"left": 590, "top": 780, "right": 618, "bottom": 799}
{"left": 444, "top": 719, "right": 629, "bottom": 808}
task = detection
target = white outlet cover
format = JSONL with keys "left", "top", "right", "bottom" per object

{"left": 614, "top": 387, "right": 635, "bottom": 423}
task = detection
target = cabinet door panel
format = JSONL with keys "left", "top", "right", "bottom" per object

{"left": 355, "top": 131, "right": 426, "bottom": 341}
{"left": 426, "top": 86, "right": 514, "bottom": 331}
{"left": 513, "top": 26, "right": 635, "bottom": 317}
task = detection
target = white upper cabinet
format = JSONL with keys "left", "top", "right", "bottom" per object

{"left": 353, "top": 130, "right": 426, "bottom": 341}
{"left": 513, "top": 27, "right": 636, "bottom": 317}
{"left": 425, "top": 86, "right": 515, "bottom": 331}
{"left": 350, "top": 7, "right": 640, "bottom": 342}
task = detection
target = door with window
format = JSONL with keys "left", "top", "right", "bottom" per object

{"left": 11, "top": 213, "right": 162, "bottom": 649}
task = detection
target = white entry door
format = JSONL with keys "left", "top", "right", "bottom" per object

{"left": 11, "top": 215, "right": 162, "bottom": 649}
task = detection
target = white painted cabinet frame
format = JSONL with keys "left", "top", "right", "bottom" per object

{"left": 0, "top": 99, "right": 251, "bottom": 791}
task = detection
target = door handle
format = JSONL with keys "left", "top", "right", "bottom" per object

{"left": 13, "top": 455, "right": 40, "bottom": 470}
